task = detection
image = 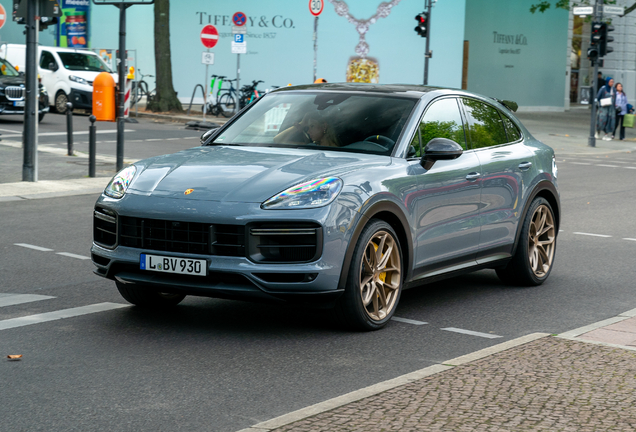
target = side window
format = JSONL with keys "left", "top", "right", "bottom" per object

{"left": 501, "top": 114, "right": 522, "bottom": 142}
{"left": 411, "top": 98, "right": 467, "bottom": 157}
{"left": 39, "top": 51, "right": 56, "bottom": 69}
{"left": 462, "top": 98, "right": 508, "bottom": 149}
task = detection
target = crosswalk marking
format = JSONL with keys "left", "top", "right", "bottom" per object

{"left": 14, "top": 243, "right": 54, "bottom": 252}
{"left": 0, "top": 303, "right": 129, "bottom": 331}
{"left": 0, "top": 294, "right": 55, "bottom": 308}
{"left": 441, "top": 327, "right": 503, "bottom": 339}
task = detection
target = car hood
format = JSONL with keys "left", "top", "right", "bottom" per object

{"left": 127, "top": 145, "right": 389, "bottom": 203}
{"left": 0, "top": 76, "right": 24, "bottom": 87}
{"left": 66, "top": 70, "right": 118, "bottom": 84}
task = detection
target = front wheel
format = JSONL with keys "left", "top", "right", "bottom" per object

{"left": 116, "top": 281, "right": 186, "bottom": 309}
{"left": 335, "top": 219, "right": 403, "bottom": 331}
{"left": 55, "top": 91, "right": 69, "bottom": 114}
{"left": 219, "top": 93, "right": 236, "bottom": 118}
{"left": 496, "top": 197, "right": 557, "bottom": 286}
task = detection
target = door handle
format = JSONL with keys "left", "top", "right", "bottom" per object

{"left": 465, "top": 172, "right": 481, "bottom": 182}
{"left": 518, "top": 161, "right": 533, "bottom": 171}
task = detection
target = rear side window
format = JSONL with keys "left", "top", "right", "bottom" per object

{"left": 410, "top": 97, "right": 467, "bottom": 157}
{"left": 461, "top": 98, "right": 508, "bottom": 149}
{"left": 39, "top": 51, "right": 56, "bottom": 69}
{"left": 501, "top": 114, "right": 522, "bottom": 142}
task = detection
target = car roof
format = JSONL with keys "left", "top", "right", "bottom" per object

{"left": 274, "top": 83, "right": 445, "bottom": 98}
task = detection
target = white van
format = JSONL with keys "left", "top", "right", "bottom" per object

{"left": 0, "top": 43, "right": 118, "bottom": 113}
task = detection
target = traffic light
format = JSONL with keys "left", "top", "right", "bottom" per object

{"left": 599, "top": 23, "right": 614, "bottom": 57}
{"left": 414, "top": 12, "right": 428, "bottom": 38}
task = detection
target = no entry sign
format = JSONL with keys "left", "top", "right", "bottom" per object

{"left": 200, "top": 25, "right": 219, "bottom": 49}
{"left": 0, "top": 4, "right": 6, "bottom": 30}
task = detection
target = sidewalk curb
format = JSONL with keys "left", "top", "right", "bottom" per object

{"left": 235, "top": 332, "right": 550, "bottom": 432}
{"left": 556, "top": 307, "right": 636, "bottom": 353}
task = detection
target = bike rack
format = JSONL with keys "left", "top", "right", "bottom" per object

{"left": 187, "top": 84, "right": 206, "bottom": 115}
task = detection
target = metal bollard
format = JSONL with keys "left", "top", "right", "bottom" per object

{"left": 66, "top": 102, "right": 73, "bottom": 156}
{"left": 89, "top": 115, "right": 96, "bottom": 178}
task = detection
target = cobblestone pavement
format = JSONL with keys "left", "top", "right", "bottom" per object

{"left": 271, "top": 337, "right": 636, "bottom": 432}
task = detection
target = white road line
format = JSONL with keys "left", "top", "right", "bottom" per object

{"left": 56, "top": 252, "right": 91, "bottom": 260}
{"left": 569, "top": 162, "right": 591, "bottom": 165}
{"left": 441, "top": 327, "right": 503, "bottom": 339}
{"left": 623, "top": 238, "right": 636, "bottom": 242}
{"left": 391, "top": 317, "right": 428, "bottom": 325}
{"left": 144, "top": 138, "right": 164, "bottom": 141}
{"left": 0, "top": 303, "right": 129, "bottom": 331}
{"left": 14, "top": 243, "right": 54, "bottom": 252}
{"left": 573, "top": 232, "right": 612, "bottom": 238}
{"left": 624, "top": 167, "right": 636, "bottom": 170}
{"left": 596, "top": 164, "right": 619, "bottom": 168}
{"left": 0, "top": 130, "right": 134, "bottom": 139}
{"left": 0, "top": 294, "right": 55, "bottom": 308}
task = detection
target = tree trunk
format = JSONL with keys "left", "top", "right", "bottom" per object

{"left": 147, "top": 0, "right": 183, "bottom": 113}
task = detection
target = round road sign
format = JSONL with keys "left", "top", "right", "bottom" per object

{"left": 232, "top": 11, "right": 247, "bottom": 26}
{"left": 309, "top": 0, "right": 323, "bottom": 16}
{"left": 0, "top": 4, "right": 6, "bottom": 30}
{"left": 200, "top": 25, "right": 219, "bottom": 49}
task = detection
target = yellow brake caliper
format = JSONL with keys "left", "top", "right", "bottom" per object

{"left": 372, "top": 242, "right": 387, "bottom": 284}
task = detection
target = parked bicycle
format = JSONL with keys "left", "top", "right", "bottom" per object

{"left": 238, "top": 80, "right": 264, "bottom": 109}
{"left": 205, "top": 76, "right": 238, "bottom": 118}
{"left": 130, "top": 70, "right": 155, "bottom": 107}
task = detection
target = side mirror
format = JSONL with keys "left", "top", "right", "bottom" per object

{"left": 48, "top": 62, "right": 58, "bottom": 72}
{"left": 420, "top": 138, "right": 463, "bottom": 169}
{"left": 200, "top": 127, "right": 219, "bottom": 145}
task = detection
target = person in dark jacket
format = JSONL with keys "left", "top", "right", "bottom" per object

{"left": 596, "top": 72, "right": 605, "bottom": 93}
{"left": 596, "top": 77, "right": 616, "bottom": 141}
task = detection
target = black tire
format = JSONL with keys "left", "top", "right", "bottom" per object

{"left": 116, "top": 281, "right": 186, "bottom": 309}
{"left": 55, "top": 91, "right": 69, "bottom": 114}
{"left": 496, "top": 197, "right": 557, "bottom": 286}
{"left": 335, "top": 219, "right": 403, "bottom": 331}
{"left": 219, "top": 93, "right": 236, "bottom": 118}
{"left": 38, "top": 112, "right": 45, "bottom": 123}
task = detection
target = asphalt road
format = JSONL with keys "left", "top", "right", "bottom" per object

{"left": 1, "top": 111, "right": 636, "bottom": 431}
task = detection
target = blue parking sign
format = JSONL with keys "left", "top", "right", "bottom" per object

{"left": 234, "top": 34, "right": 244, "bottom": 43}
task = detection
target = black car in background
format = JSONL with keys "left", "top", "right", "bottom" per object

{"left": 0, "top": 58, "right": 49, "bottom": 122}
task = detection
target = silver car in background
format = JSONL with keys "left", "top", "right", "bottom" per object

{"left": 92, "top": 84, "right": 560, "bottom": 331}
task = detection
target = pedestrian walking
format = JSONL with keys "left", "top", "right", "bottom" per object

{"left": 613, "top": 83, "right": 629, "bottom": 140}
{"left": 596, "top": 72, "right": 605, "bottom": 93}
{"left": 596, "top": 77, "right": 616, "bottom": 141}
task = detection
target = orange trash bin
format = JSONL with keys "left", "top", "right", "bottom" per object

{"left": 93, "top": 72, "right": 116, "bottom": 122}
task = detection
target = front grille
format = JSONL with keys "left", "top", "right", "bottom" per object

{"left": 118, "top": 216, "right": 244, "bottom": 257}
{"left": 248, "top": 223, "right": 321, "bottom": 263}
{"left": 5, "top": 86, "right": 24, "bottom": 101}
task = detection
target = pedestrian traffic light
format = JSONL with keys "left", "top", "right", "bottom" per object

{"left": 599, "top": 23, "right": 614, "bottom": 57}
{"left": 414, "top": 12, "right": 428, "bottom": 38}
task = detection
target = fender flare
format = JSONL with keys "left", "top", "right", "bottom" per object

{"left": 510, "top": 180, "right": 561, "bottom": 257}
{"left": 337, "top": 200, "right": 414, "bottom": 291}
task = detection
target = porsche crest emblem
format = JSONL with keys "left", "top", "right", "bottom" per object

{"left": 184, "top": 189, "right": 194, "bottom": 195}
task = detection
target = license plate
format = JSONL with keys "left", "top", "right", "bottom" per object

{"left": 13, "top": 101, "right": 25, "bottom": 107}
{"left": 140, "top": 254, "right": 207, "bottom": 276}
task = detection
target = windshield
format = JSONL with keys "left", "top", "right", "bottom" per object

{"left": 210, "top": 92, "right": 417, "bottom": 156}
{"left": 0, "top": 58, "right": 19, "bottom": 77}
{"left": 58, "top": 52, "right": 112, "bottom": 72}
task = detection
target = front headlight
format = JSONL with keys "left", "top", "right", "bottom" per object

{"left": 104, "top": 165, "right": 136, "bottom": 199}
{"left": 69, "top": 75, "right": 88, "bottom": 85}
{"left": 262, "top": 177, "right": 343, "bottom": 210}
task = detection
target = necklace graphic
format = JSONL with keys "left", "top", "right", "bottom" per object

{"left": 328, "top": 0, "right": 402, "bottom": 83}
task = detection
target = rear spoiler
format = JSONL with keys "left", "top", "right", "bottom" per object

{"left": 494, "top": 98, "right": 518, "bottom": 112}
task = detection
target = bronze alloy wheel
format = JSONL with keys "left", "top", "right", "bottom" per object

{"left": 359, "top": 230, "right": 402, "bottom": 321}
{"left": 527, "top": 203, "right": 556, "bottom": 278}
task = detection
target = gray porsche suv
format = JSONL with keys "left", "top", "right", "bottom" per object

{"left": 92, "top": 84, "right": 559, "bottom": 331}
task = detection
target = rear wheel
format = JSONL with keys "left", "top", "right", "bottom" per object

{"left": 335, "top": 219, "right": 403, "bottom": 331}
{"left": 496, "top": 197, "right": 557, "bottom": 286}
{"left": 116, "top": 281, "right": 186, "bottom": 309}
{"left": 219, "top": 93, "right": 236, "bottom": 118}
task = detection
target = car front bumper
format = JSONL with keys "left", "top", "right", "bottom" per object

{"left": 91, "top": 194, "right": 362, "bottom": 304}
